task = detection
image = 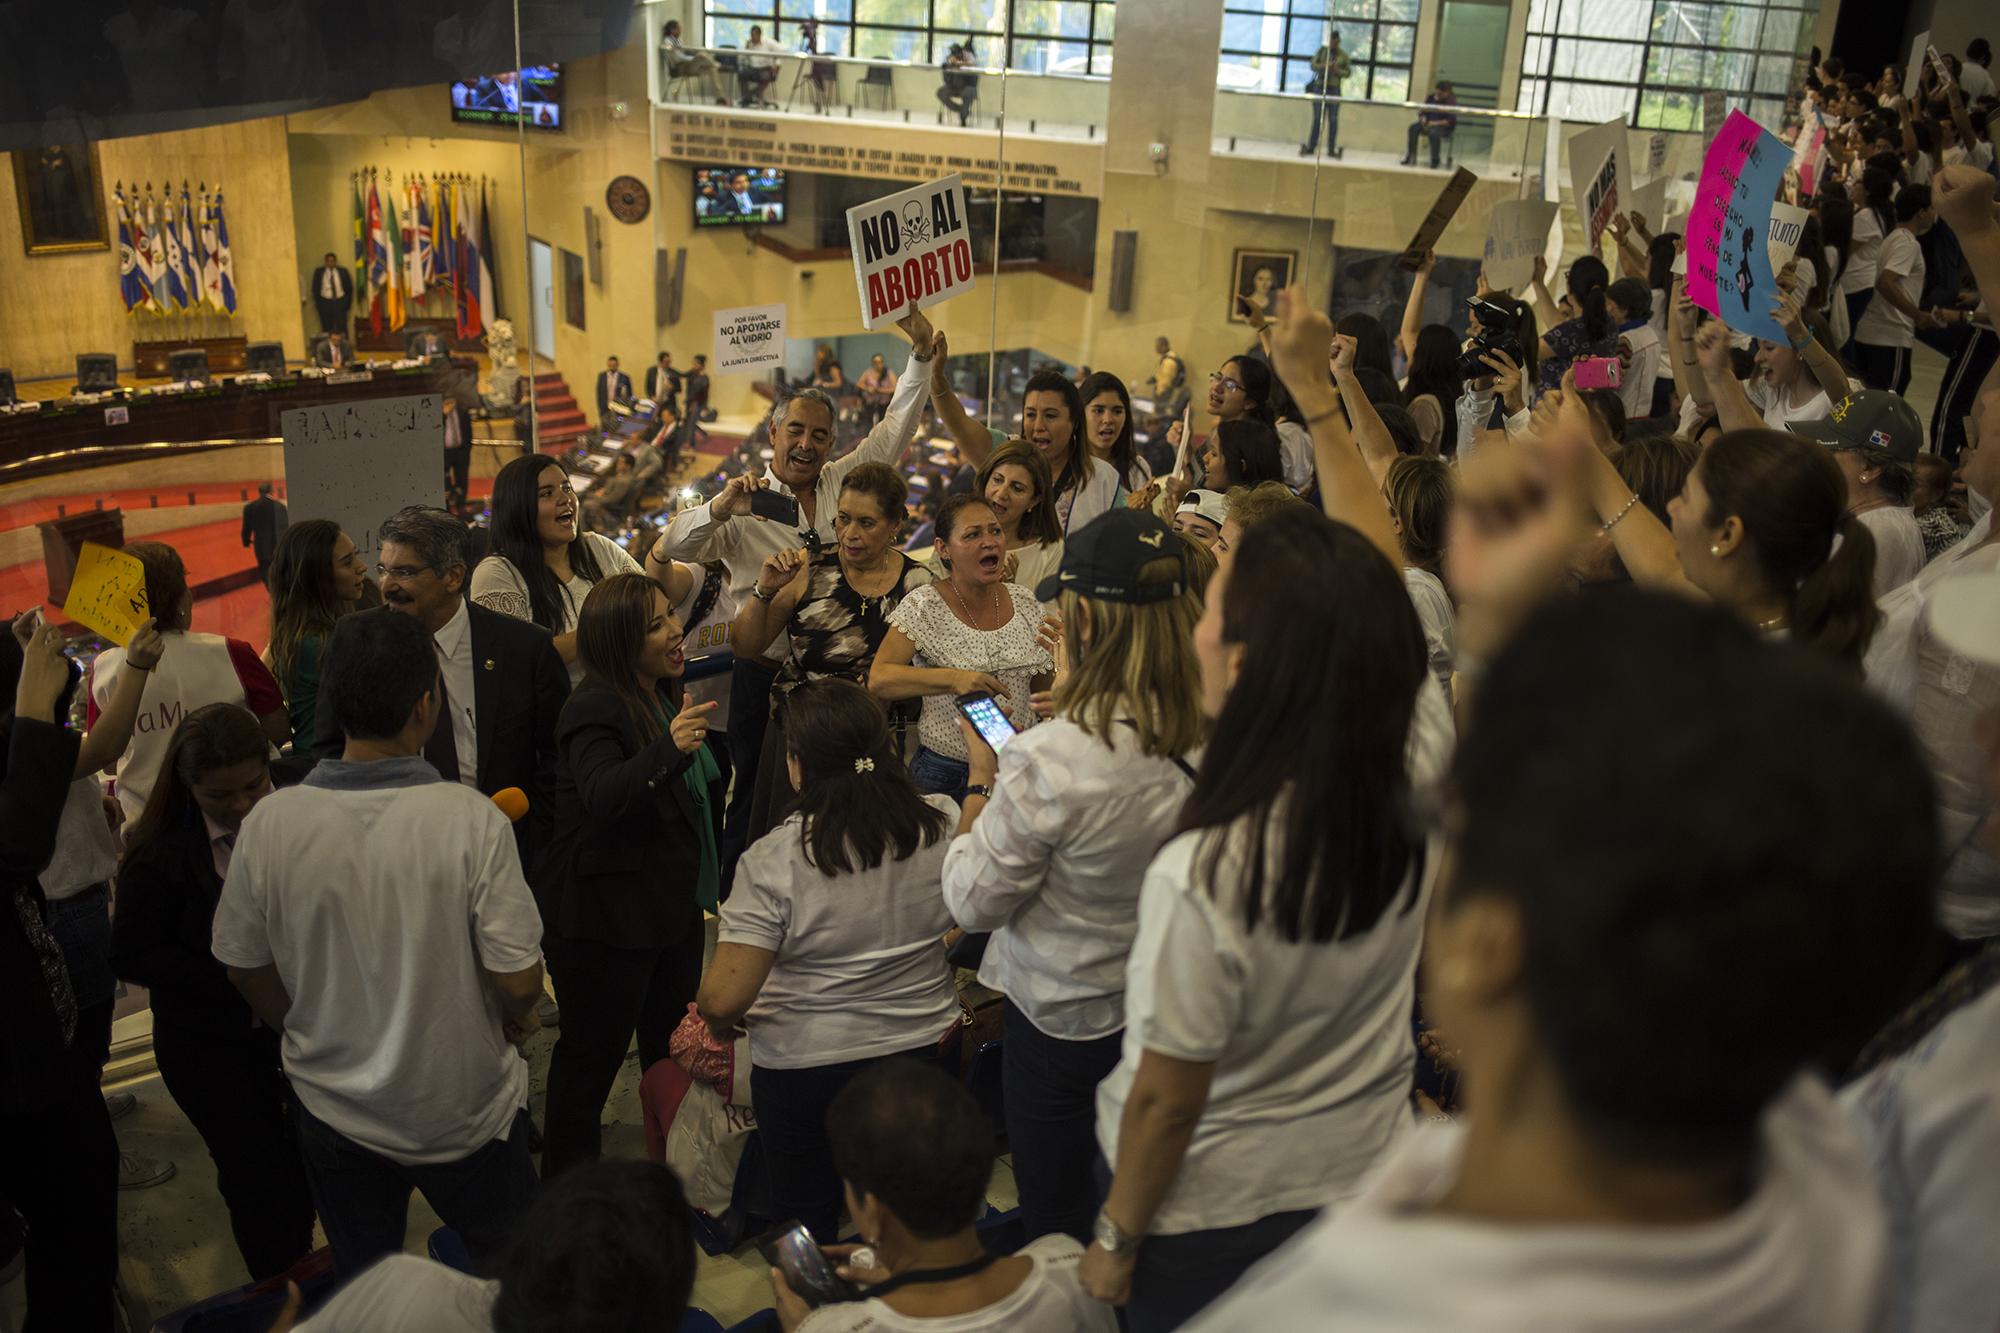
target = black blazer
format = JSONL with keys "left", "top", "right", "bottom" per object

{"left": 532, "top": 682, "right": 705, "bottom": 950}
{"left": 645, "top": 364, "right": 680, "bottom": 405}
{"left": 311, "top": 265, "right": 353, "bottom": 308}
{"left": 109, "top": 812, "right": 252, "bottom": 1031}
{"left": 0, "top": 720, "right": 82, "bottom": 1113}
{"left": 597, "top": 369, "right": 632, "bottom": 418}
{"left": 310, "top": 602, "right": 570, "bottom": 858}
{"left": 241, "top": 496, "right": 288, "bottom": 562}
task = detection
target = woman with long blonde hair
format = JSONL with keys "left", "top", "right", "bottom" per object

{"left": 942, "top": 507, "right": 1204, "bottom": 1247}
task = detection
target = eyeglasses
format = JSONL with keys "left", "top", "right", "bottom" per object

{"left": 1209, "top": 373, "right": 1243, "bottom": 394}
{"left": 376, "top": 563, "right": 436, "bottom": 581}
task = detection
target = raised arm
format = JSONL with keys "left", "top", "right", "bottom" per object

{"left": 74, "top": 620, "right": 163, "bottom": 777}
{"left": 1329, "top": 333, "right": 1399, "bottom": 487}
{"left": 728, "top": 548, "right": 810, "bottom": 652}
{"left": 833, "top": 306, "right": 941, "bottom": 476}
{"left": 1527, "top": 253, "right": 1564, "bottom": 337}
{"left": 925, "top": 331, "right": 996, "bottom": 470}
{"left": 1933, "top": 164, "right": 2000, "bottom": 307}
{"left": 1694, "top": 321, "right": 1764, "bottom": 435}
{"left": 1549, "top": 390, "right": 1699, "bottom": 597}
{"left": 1267, "top": 287, "right": 1402, "bottom": 569}
{"left": 1667, "top": 275, "right": 1710, "bottom": 412}
{"left": 1611, "top": 213, "right": 1648, "bottom": 281}
{"left": 1397, "top": 250, "right": 1434, "bottom": 362}
{"left": 1776, "top": 281, "right": 1851, "bottom": 402}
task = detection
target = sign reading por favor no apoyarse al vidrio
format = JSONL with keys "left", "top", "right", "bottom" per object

{"left": 845, "top": 174, "right": 975, "bottom": 331}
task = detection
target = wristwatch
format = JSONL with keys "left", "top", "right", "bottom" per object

{"left": 1093, "top": 1209, "right": 1140, "bottom": 1257}
{"left": 964, "top": 783, "right": 992, "bottom": 799}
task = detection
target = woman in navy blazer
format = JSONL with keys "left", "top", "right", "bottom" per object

{"left": 534, "top": 572, "right": 723, "bottom": 1177}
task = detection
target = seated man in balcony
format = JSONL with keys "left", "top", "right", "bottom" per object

{"left": 1402, "top": 79, "right": 1458, "bottom": 169}
{"left": 939, "top": 38, "right": 977, "bottom": 126}
{"left": 737, "top": 24, "right": 782, "bottom": 107}
{"left": 661, "top": 20, "right": 723, "bottom": 104}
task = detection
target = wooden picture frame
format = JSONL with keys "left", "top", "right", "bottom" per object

{"left": 1228, "top": 248, "right": 1294, "bottom": 324}
{"left": 12, "top": 141, "right": 110, "bottom": 254}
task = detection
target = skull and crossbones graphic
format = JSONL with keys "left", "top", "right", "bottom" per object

{"left": 902, "top": 200, "right": 931, "bottom": 248}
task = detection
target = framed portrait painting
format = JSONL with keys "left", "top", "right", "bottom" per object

{"left": 1228, "top": 248, "right": 1294, "bottom": 324}
{"left": 12, "top": 141, "right": 110, "bottom": 255}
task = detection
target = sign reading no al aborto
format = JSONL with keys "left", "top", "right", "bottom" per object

{"left": 845, "top": 174, "right": 975, "bottom": 331}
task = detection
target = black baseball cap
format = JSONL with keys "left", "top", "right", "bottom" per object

{"left": 1035, "top": 508, "right": 1187, "bottom": 604}
{"left": 1788, "top": 390, "right": 1922, "bottom": 465}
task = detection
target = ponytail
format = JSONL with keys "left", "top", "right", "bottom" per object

{"left": 1792, "top": 511, "right": 1881, "bottom": 674}
{"left": 784, "top": 679, "right": 948, "bottom": 876}
{"left": 1568, "top": 256, "right": 1612, "bottom": 344}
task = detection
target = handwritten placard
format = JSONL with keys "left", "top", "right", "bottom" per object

{"left": 280, "top": 394, "right": 443, "bottom": 566}
{"left": 1483, "top": 199, "right": 1560, "bottom": 291}
{"left": 1686, "top": 109, "right": 1790, "bottom": 343}
{"left": 62, "top": 542, "right": 149, "bottom": 645}
{"left": 1767, "top": 200, "right": 1808, "bottom": 273}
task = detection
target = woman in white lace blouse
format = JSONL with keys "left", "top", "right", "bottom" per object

{"left": 470, "top": 454, "right": 693, "bottom": 684}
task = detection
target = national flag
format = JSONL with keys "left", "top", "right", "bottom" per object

{"left": 476, "top": 179, "right": 497, "bottom": 326}
{"left": 143, "top": 192, "right": 168, "bottom": 311}
{"left": 212, "top": 191, "right": 237, "bottom": 315}
{"left": 403, "top": 179, "right": 427, "bottom": 302}
{"left": 366, "top": 177, "right": 386, "bottom": 335}
{"left": 383, "top": 184, "right": 406, "bottom": 331}
{"left": 415, "top": 182, "right": 434, "bottom": 291}
{"left": 461, "top": 184, "right": 484, "bottom": 337}
{"left": 199, "top": 191, "right": 223, "bottom": 312}
{"left": 352, "top": 175, "right": 367, "bottom": 299}
{"left": 177, "top": 185, "right": 202, "bottom": 309}
{"left": 130, "top": 192, "right": 158, "bottom": 311}
{"left": 433, "top": 178, "right": 454, "bottom": 296}
{"left": 115, "top": 187, "right": 149, "bottom": 313}
{"left": 159, "top": 193, "right": 189, "bottom": 310}
{"left": 453, "top": 180, "right": 475, "bottom": 339}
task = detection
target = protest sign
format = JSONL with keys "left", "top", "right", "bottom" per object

{"left": 712, "top": 304, "right": 787, "bottom": 374}
{"left": 1790, "top": 109, "right": 1827, "bottom": 197}
{"left": 1398, "top": 168, "right": 1479, "bottom": 271}
{"left": 1929, "top": 44, "right": 1954, "bottom": 89}
{"left": 1630, "top": 179, "right": 1668, "bottom": 235}
{"left": 1907, "top": 31, "right": 1930, "bottom": 101}
{"left": 845, "top": 174, "right": 975, "bottom": 331}
{"left": 1686, "top": 109, "right": 1790, "bottom": 343}
{"left": 281, "top": 394, "right": 442, "bottom": 566}
{"left": 62, "top": 542, "right": 148, "bottom": 646}
{"left": 1766, "top": 201, "right": 1808, "bottom": 273}
{"left": 1483, "top": 199, "right": 1560, "bottom": 291}
{"left": 1647, "top": 133, "right": 1668, "bottom": 175}
{"left": 1568, "top": 118, "right": 1633, "bottom": 259}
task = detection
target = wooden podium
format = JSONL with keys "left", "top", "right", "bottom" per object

{"left": 38, "top": 508, "right": 124, "bottom": 606}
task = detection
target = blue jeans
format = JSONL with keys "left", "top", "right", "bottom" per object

{"left": 1002, "top": 999, "right": 1121, "bottom": 1245}
{"left": 1304, "top": 93, "right": 1340, "bottom": 151}
{"left": 292, "top": 1094, "right": 539, "bottom": 1276}
{"left": 908, "top": 746, "right": 969, "bottom": 803}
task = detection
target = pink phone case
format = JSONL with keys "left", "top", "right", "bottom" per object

{"left": 1573, "top": 357, "right": 1623, "bottom": 390}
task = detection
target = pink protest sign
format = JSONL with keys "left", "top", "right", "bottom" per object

{"left": 1686, "top": 109, "right": 1791, "bottom": 343}
{"left": 1791, "top": 109, "right": 1826, "bottom": 197}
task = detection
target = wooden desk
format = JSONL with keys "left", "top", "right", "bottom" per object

{"left": 0, "top": 362, "right": 474, "bottom": 483}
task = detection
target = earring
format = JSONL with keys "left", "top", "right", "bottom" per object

{"left": 1709, "top": 544, "right": 1722, "bottom": 557}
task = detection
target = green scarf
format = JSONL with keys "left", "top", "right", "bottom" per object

{"left": 653, "top": 694, "right": 724, "bottom": 911}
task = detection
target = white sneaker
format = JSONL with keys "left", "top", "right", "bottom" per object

{"left": 105, "top": 1091, "right": 138, "bottom": 1121}
{"left": 117, "top": 1152, "right": 176, "bottom": 1190}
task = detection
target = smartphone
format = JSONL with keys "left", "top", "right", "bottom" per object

{"left": 749, "top": 488, "right": 801, "bottom": 526}
{"left": 955, "top": 690, "right": 1019, "bottom": 753}
{"left": 758, "top": 1224, "right": 854, "bottom": 1307}
{"left": 1573, "top": 356, "right": 1623, "bottom": 391}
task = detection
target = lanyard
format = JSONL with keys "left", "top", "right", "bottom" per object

{"left": 860, "top": 1251, "right": 1001, "bottom": 1300}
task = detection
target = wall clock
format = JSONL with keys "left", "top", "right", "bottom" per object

{"left": 606, "top": 175, "right": 651, "bottom": 224}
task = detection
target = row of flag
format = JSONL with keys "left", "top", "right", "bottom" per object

{"left": 117, "top": 183, "right": 236, "bottom": 316}
{"left": 353, "top": 171, "right": 498, "bottom": 340}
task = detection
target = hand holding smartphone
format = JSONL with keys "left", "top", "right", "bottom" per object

{"left": 760, "top": 1224, "right": 856, "bottom": 1307}
{"left": 955, "top": 690, "right": 1019, "bottom": 754}
{"left": 749, "top": 488, "right": 802, "bottom": 526}
{"left": 1572, "top": 356, "right": 1623, "bottom": 391}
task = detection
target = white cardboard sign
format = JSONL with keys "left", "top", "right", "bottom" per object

{"left": 1766, "top": 200, "right": 1809, "bottom": 272}
{"left": 1483, "top": 199, "right": 1561, "bottom": 292}
{"left": 280, "top": 393, "right": 443, "bottom": 566}
{"left": 1568, "top": 117, "right": 1633, "bottom": 261}
{"left": 844, "top": 174, "right": 975, "bottom": 331}
{"left": 712, "top": 303, "right": 787, "bottom": 374}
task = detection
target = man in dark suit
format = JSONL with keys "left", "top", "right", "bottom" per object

{"left": 315, "top": 331, "right": 352, "bottom": 369}
{"left": 310, "top": 506, "right": 569, "bottom": 873}
{"left": 595, "top": 356, "right": 632, "bottom": 434}
{"left": 678, "top": 354, "right": 710, "bottom": 455}
{"left": 241, "top": 483, "right": 288, "bottom": 584}
{"left": 442, "top": 394, "right": 474, "bottom": 507}
{"left": 311, "top": 251, "right": 353, "bottom": 336}
{"left": 645, "top": 351, "right": 680, "bottom": 413}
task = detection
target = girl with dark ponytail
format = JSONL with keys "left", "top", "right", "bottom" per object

{"left": 1535, "top": 255, "right": 1619, "bottom": 392}
{"left": 697, "top": 678, "right": 959, "bottom": 1241}
{"left": 1838, "top": 166, "right": 1897, "bottom": 338}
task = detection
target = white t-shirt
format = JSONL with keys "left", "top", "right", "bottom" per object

{"left": 40, "top": 776, "right": 121, "bottom": 900}
{"left": 1854, "top": 229, "right": 1926, "bottom": 349}
{"left": 941, "top": 717, "right": 1198, "bottom": 1041}
{"left": 1275, "top": 418, "right": 1316, "bottom": 492}
{"left": 1840, "top": 963, "right": 2000, "bottom": 1333}
{"left": 470, "top": 531, "right": 644, "bottom": 685}
{"left": 1858, "top": 504, "right": 1927, "bottom": 597}
{"left": 1403, "top": 567, "right": 1455, "bottom": 706}
{"left": 1055, "top": 454, "right": 1125, "bottom": 536}
{"left": 91, "top": 631, "right": 281, "bottom": 823}
{"left": 1841, "top": 208, "right": 1887, "bottom": 295}
{"left": 1959, "top": 62, "right": 1997, "bottom": 101}
{"left": 210, "top": 757, "right": 544, "bottom": 1165}
{"left": 718, "top": 794, "right": 960, "bottom": 1070}
{"left": 889, "top": 582, "right": 1053, "bottom": 762}
{"left": 797, "top": 1235, "right": 1117, "bottom": 1333}
{"left": 1187, "top": 1079, "right": 1889, "bottom": 1332}
{"left": 1944, "top": 141, "right": 1996, "bottom": 172}
{"left": 295, "top": 1255, "right": 495, "bottom": 1333}
{"left": 1745, "top": 375, "right": 1832, "bottom": 431}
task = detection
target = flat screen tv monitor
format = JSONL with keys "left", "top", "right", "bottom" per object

{"left": 451, "top": 64, "right": 563, "bottom": 130}
{"left": 694, "top": 167, "right": 786, "bottom": 226}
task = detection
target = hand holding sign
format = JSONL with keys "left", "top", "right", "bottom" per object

{"left": 847, "top": 175, "right": 975, "bottom": 331}
{"left": 61, "top": 542, "right": 150, "bottom": 646}
{"left": 896, "top": 305, "right": 940, "bottom": 360}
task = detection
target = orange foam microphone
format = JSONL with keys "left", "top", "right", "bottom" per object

{"left": 491, "top": 787, "right": 530, "bottom": 823}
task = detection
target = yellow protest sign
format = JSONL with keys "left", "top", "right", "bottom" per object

{"left": 61, "top": 542, "right": 149, "bottom": 646}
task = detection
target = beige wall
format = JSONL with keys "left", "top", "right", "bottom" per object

{"left": 0, "top": 120, "right": 305, "bottom": 383}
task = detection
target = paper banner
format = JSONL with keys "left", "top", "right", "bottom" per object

{"left": 844, "top": 174, "right": 974, "bottom": 331}
{"left": 1483, "top": 199, "right": 1560, "bottom": 292}
{"left": 62, "top": 542, "right": 149, "bottom": 646}
{"left": 1686, "top": 109, "right": 1790, "bottom": 343}
{"left": 1568, "top": 118, "right": 1633, "bottom": 260}
{"left": 1398, "top": 168, "right": 1479, "bottom": 271}
{"left": 1906, "top": 31, "right": 1930, "bottom": 102}
{"left": 1767, "top": 200, "right": 1808, "bottom": 273}
{"left": 712, "top": 303, "right": 787, "bottom": 374}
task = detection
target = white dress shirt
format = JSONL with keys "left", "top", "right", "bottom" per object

{"left": 432, "top": 600, "right": 480, "bottom": 787}
{"left": 942, "top": 718, "right": 1196, "bottom": 1041}
{"left": 656, "top": 351, "right": 931, "bottom": 656}
{"left": 204, "top": 810, "right": 236, "bottom": 882}
{"left": 319, "top": 266, "right": 341, "bottom": 300}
